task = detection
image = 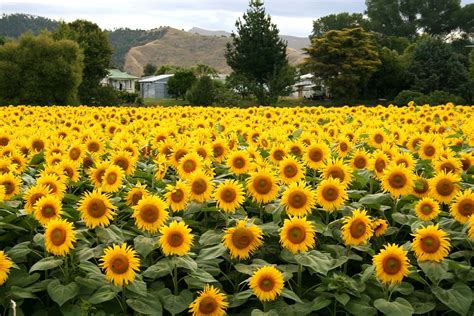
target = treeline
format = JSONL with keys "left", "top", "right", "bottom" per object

{"left": 303, "top": 0, "right": 474, "bottom": 104}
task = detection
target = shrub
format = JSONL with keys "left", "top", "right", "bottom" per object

{"left": 186, "top": 76, "right": 216, "bottom": 106}
{"left": 393, "top": 90, "right": 424, "bottom": 106}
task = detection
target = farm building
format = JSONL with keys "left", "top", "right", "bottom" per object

{"left": 292, "top": 74, "right": 328, "bottom": 99}
{"left": 139, "top": 74, "right": 174, "bottom": 99}
{"left": 100, "top": 69, "right": 139, "bottom": 93}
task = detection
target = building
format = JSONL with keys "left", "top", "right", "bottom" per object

{"left": 292, "top": 74, "right": 328, "bottom": 99}
{"left": 100, "top": 69, "right": 139, "bottom": 93}
{"left": 139, "top": 74, "right": 174, "bottom": 99}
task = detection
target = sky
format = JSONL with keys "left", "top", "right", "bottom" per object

{"left": 1, "top": 0, "right": 474, "bottom": 37}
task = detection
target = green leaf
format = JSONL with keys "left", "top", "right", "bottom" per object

{"left": 126, "top": 278, "right": 147, "bottom": 297}
{"left": 162, "top": 289, "right": 193, "bottom": 315}
{"left": 358, "top": 193, "right": 391, "bottom": 209}
{"left": 199, "top": 229, "right": 222, "bottom": 246}
{"left": 418, "top": 261, "right": 449, "bottom": 283}
{"left": 335, "top": 293, "right": 350, "bottom": 306}
{"left": 47, "top": 279, "right": 79, "bottom": 307}
{"left": 281, "top": 288, "right": 303, "bottom": 303}
{"left": 393, "top": 282, "right": 414, "bottom": 295}
{"left": 134, "top": 235, "right": 157, "bottom": 258}
{"left": 172, "top": 255, "right": 198, "bottom": 271}
{"left": 186, "top": 269, "right": 217, "bottom": 283}
{"left": 229, "top": 289, "right": 253, "bottom": 308}
{"left": 143, "top": 258, "right": 173, "bottom": 278}
{"left": 7, "top": 242, "right": 32, "bottom": 259}
{"left": 310, "top": 296, "right": 332, "bottom": 311}
{"left": 10, "top": 286, "right": 37, "bottom": 299}
{"left": 344, "top": 296, "right": 377, "bottom": 315}
{"left": 78, "top": 261, "right": 103, "bottom": 276}
{"left": 406, "top": 292, "right": 436, "bottom": 315}
{"left": 196, "top": 244, "right": 226, "bottom": 261}
{"left": 374, "top": 298, "right": 414, "bottom": 316}
{"left": 127, "top": 296, "right": 163, "bottom": 315}
{"left": 88, "top": 286, "right": 118, "bottom": 304}
{"left": 431, "top": 283, "right": 472, "bottom": 316}
{"left": 360, "top": 265, "right": 375, "bottom": 283}
{"left": 29, "top": 257, "right": 63, "bottom": 273}
{"left": 294, "top": 250, "right": 333, "bottom": 275}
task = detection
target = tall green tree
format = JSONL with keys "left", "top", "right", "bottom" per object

{"left": 0, "top": 32, "right": 83, "bottom": 105}
{"left": 408, "top": 36, "right": 468, "bottom": 94}
{"left": 167, "top": 70, "right": 196, "bottom": 100}
{"left": 418, "top": 0, "right": 461, "bottom": 35}
{"left": 192, "top": 64, "right": 218, "bottom": 78}
{"left": 54, "top": 20, "right": 112, "bottom": 104}
{"left": 311, "top": 13, "right": 366, "bottom": 38}
{"left": 143, "top": 63, "right": 157, "bottom": 76}
{"left": 304, "top": 28, "right": 381, "bottom": 99}
{"left": 225, "top": 0, "right": 296, "bottom": 105}
{"left": 186, "top": 76, "right": 216, "bottom": 106}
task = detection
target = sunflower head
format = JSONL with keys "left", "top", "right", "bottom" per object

{"left": 132, "top": 195, "right": 169, "bottom": 233}
{"left": 450, "top": 189, "right": 473, "bottom": 224}
{"left": 371, "top": 218, "right": 389, "bottom": 237}
{"left": 78, "top": 189, "right": 116, "bottom": 228}
{"left": 412, "top": 176, "right": 430, "bottom": 198}
{"left": 280, "top": 216, "right": 316, "bottom": 254}
{"left": 281, "top": 181, "right": 316, "bottom": 217}
{"left": 214, "top": 179, "right": 245, "bottom": 213}
{"left": 316, "top": 177, "right": 347, "bottom": 212}
{"left": 126, "top": 183, "right": 149, "bottom": 207}
{"left": 159, "top": 220, "right": 194, "bottom": 256}
{"left": 34, "top": 195, "right": 63, "bottom": 226}
{"left": 165, "top": 180, "right": 191, "bottom": 212}
{"left": 222, "top": 219, "right": 264, "bottom": 260}
{"left": 189, "top": 170, "right": 214, "bottom": 203}
{"left": 415, "top": 197, "right": 440, "bottom": 221}
{"left": 44, "top": 218, "right": 76, "bottom": 256}
{"left": 279, "top": 156, "right": 304, "bottom": 184}
{"left": 429, "top": 171, "right": 461, "bottom": 203}
{"left": 247, "top": 168, "right": 279, "bottom": 204}
{"left": 0, "top": 173, "right": 21, "bottom": 200}
{"left": 101, "top": 164, "right": 124, "bottom": 193}
{"left": 342, "top": 209, "right": 373, "bottom": 246}
{"left": 177, "top": 152, "right": 202, "bottom": 179}
{"left": 227, "top": 151, "right": 251, "bottom": 175}
{"left": 412, "top": 224, "right": 451, "bottom": 262}
{"left": 372, "top": 243, "right": 410, "bottom": 285}
{"left": 322, "top": 158, "right": 353, "bottom": 188}
{"left": 100, "top": 243, "right": 140, "bottom": 286}
{"left": 0, "top": 250, "right": 13, "bottom": 286}
{"left": 188, "top": 285, "right": 228, "bottom": 316}
{"left": 249, "top": 266, "right": 284, "bottom": 302}
{"left": 381, "top": 164, "right": 414, "bottom": 198}
{"left": 304, "top": 142, "right": 329, "bottom": 169}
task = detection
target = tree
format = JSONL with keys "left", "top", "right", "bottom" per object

{"left": 54, "top": 20, "right": 112, "bottom": 104}
{"left": 304, "top": 28, "right": 381, "bottom": 99}
{"left": 408, "top": 36, "right": 468, "bottom": 94}
{"left": 0, "top": 32, "right": 83, "bottom": 105}
{"left": 186, "top": 76, "right": 216, "bottom": 106}
{"left": 143, "top": 63, "right": 157, "bottom": 76}
{"left": 311, "top": 13, "right": 366, "bottom": 38}
{"left": 418, "top": 0, "right": 461, "bottom": 35}
{"left": 167, "top": 69, "right": 196, "bottom": 99}
{"left": 225, "top": 0, "right": 296, "bottom": 105}
{"left": 156, "top": 65, "right": 183, "bottom": 75}
{"left": 192, "top": 64, "right": 218, "bottom": 78}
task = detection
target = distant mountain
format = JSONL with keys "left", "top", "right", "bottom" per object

{"left": 0, "top": 13, "right": 59, "bottom": 37}
{"left": 188, "top": 27, "right": 231, "bottom": 37}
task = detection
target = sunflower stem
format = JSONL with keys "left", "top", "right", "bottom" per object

{"left": 263, "top": 301, "right": 268, "bottom": 312}
{"left": 173, "top": 263, "right": 178, "bottom": 295}
{"left": 297, "top": 263, "right": 303, "bottom": 298}
{"left": 121, "top": 286, "right": 127, "bottom": 312}
{"left": 64, "top": 255, "right": 69, "bottom": 283}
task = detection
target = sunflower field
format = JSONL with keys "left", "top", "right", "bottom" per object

{"left": 0, "top": 104, "right": 473, "bottom": 316}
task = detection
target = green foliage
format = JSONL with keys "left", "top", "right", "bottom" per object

{"left": 393, "top": 89, "right": 465, "bottom": 105}
{"left": 167, "top": 70, "right": 197, "bottom": 99}
{"left": 142, "top": 63, "right": 157, "bottom": 76}
{"left": 311, "top": 13, "right": 366, "bottom": 38}
{"left": 304, "top": 28, "right": 381, "bottom": 99}
{"left": 0, "top": 32, "right": 83, "bottom": 105}
{"left": 155, "top": 64, "right": 183, "bottom": 75}
{"left": 470, "top": 53, "right": 474, "bottom": 79}
{"left": 365, "top": 0, "right": 419, "bottom": 38}
{"left": 87, "top": 86, "right": 119, "bottom": 106}
{"left": 417, "top": 0, "right": 462, "bottom": 35}
{"left": 192, "top": 63, "right": 218, "bottom": 78}
{"left": 408, "top": 36, "right": 468, "bottom": 94}
{"left": 186, "top": 76, "right": 216, "bottom": 106}
{"left": 0, "top": 13, "right": 59, "bottom": 38}
{"left": 393, "top": 90, "right": 425, "bottom": 105}
{"left": 225, "top": 0, "right": 296, "bottom": 105}
{"left": 54, "top": 20, "right": 113, "bottom": 104}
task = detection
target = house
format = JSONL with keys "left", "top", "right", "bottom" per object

{"left": 139, "top": 74, "right": 174, "bottom": 99}
{"left": 101, "top": 69, "right": 139, "bottom": 93}
{"left": 292, "top": 74, "right": 328, "bottom": 99}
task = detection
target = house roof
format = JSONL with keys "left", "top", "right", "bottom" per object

{"left": 139, "top": 74, "right": 174, "bottom": 83}
{"left": 107, "top": 69, "right": 139, "bottom": 80}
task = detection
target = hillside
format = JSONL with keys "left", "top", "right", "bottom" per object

{"left": 0, "top": 13, "right": 58, "bottom": 37}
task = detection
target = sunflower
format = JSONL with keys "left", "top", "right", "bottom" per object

{"left": 381, "top": 164, "right": 414, "bottom": 198}
{"left": 99, "top": 164, "right": 124, "bottom": 193}
{"left": 194, "top": 142, "right": 213, "bottom": 165}
{"left": 36, "top": 173, "right": 66, "bottom": 199}
{"left": 369, "top": 129, "right": 387, "bottom": 148}
{"left": 211, "top": 139, "right": 227, "bottom": 163}
{"left": 415, "top": 197, "right": 440, "bottom": 221}
{"left": 249, "top": 266, "right": 284, "bottom": 302}
{"left": 189, "top": 170, "right": 214, "bottom": 203}
{"left": 393, "top": 152, "right": 415, "bottom": 171}
{"left": 304, "top": 142, "right": 330, "bottom": 170}
{"left": 321, "top": 158, "right": 353, "bottom": 188}
{"left": 59, "top": 159, "right": 81, "bottom": 182}
{"left": 0, "top": 250, "right": 13, "bottom": 286}
{"left": 450, "top": 189, "right": 473, "bottom": 224}
{"left": 412, "top": 224, "right": 451, "bottom": 262}
{"left": 159, "top": 220, "right": 194, "bottom": 256}
{"left": 281, "top": 181, "right": 316, "bottom": 216}
{"left": 214, "top": 179, "right": 245, "bottom": 213}
{"left": 279, "top": 156, "right": 305, "bottom": 184}
{"left": 412, "top": 176, "right": 430, "bottom": 198}
{"left": 222, "top": 219, "right": 264, "bottom": 260}
{"left": 371, "top": 219, "right": 389, "bottom": 237}
{"left": 44, "top": 218, "right": 76, "bottom": 256}
{"left": 78, "top": 190, "right": 116, "bottom": 228}
{"left": 177, "top": 152, "right": 203, "bottom": 179}
{"left": 351, "top": 149, "right": 370, "bottom": 170}
{"left": 280, "top": 216, "right": 315, "bottom": 254}
{"left": 0, "top": 185, "right": 4, "bottom": 202}
{"left": 433, "top": 156, "right": 462, "bottom": 175}
{"left": 0, "top": 173, "right": 21, "bottom": 200}
{"left": 226, "top": 151, "right": 251, "bottom": 175}
{"left": 429, "top": 171, "right": 461, "bottom": 203}
{"left": 100, "top": 243, "right": 140, "bottom": 286}
{"left": 371, "top": 151, "right": 390, "bottom": 178}
{"left": 154, "top": 154, "right": 168, "bottom": 180}
{"left": 247, "top": 168, "right": 279, "bottom": 204}
{"left": 111, "top": 151, "right": 137, "bottom": 176}
{"left": 373, "top": 243, "right": 410, "bottom": 285}
{"left": 67, "top": 142, "right": 85, "bottom": 162}
{"left": 342, "top": 209, "right": 373, "bottom": 246}
{"left": 126, "top": 183, "right": 148, "bottom": 207}
{"left": 23, "top": 184, "right": 51, "bottom": 214}
{"left": 335, "top": 136, "right": 352, "bottom": 158}
{"left": 269, "top": 145, "right": 287, "bottom": 163}
{"left": 132, "top": 195, "right": 169, "bottom": 233}
{"left": 316, "top": 178, "right": 347, "bottom": 212}
{"left": 418, "top": 138, "right": 440, "bottom": 160}
{"left": 188, "top": 285, "right": 228, "bottom": 316}
{"left": 34, "top": 195, "right": 62, "bottom": 226}
{"left": 468, "top": 216, "right": 474, "bottom": 240}
{"left": 165, "top": 180, "right": 191, "bottom": 212}
{"left": 86, "top": 137, "right": 104, "bottom": 155}
{"left": 170, "top": 145, "right": 189, "bottom": 168}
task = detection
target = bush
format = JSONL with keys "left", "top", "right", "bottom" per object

{"left": 393, "top": 89, "right": 465, "bottom": 106}
{"left": 186, "top": 76, "right": 216, "bottom": 106}
{"left": 393, "top": 90, "right": 424, "bottom": 106}
{"left": 88, "top": 86, "right": 120, "bottom": 106}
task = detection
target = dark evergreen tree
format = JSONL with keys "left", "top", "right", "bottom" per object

{"left": 143, "top": 63, "right": 157, "bottom": 76}
{"left": 311, "top": 13, "right": 366, "bottom": 38}
{"left": 167, "top": 70, "right": 197, "bottom": 100}
{"left": 186, "top": 76, "right": 216, "bottom": 106}
{"left": 225, "top": 0, "right": 296, "bottom": 105}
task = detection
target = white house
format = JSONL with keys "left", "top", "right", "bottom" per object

{"left": 139, "top": 74, "right": 174, "bottom": 99}
{"left": 292, "top": 74, "right": 328, "bottom": 99}
{"left": 100, "top": 69, "right": 139, "bottom": 93}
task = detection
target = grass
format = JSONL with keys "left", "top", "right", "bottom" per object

{"left": 143, "top": 98, "right": 190, "bottom": 106}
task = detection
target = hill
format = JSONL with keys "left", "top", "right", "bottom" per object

{"left": 0, "top": 13, "right": 58, "bottom": 37}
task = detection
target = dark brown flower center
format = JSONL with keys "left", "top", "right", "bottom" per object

{"left": 131, "top": 191, "right": 143, "bottom": 206}
{"left": 231, "top": 227, "right": 254, "bottom": 249}
{"left": 388, "top": 173, "right": 407, "bottom": 189}
{"left": 182, "top": 159, "right": 197, "bottom": 173}
{"left": 439, "top": 162, "right": 455, "bottom": 174}
{"left": 340, "top": 142, "right": 348, "bottom": 152}
{"left": 309, "top": 148, "right": 323, "bottom": 162}
{"left": 253, "top": 175, "right": 272, "bottom": 194}
{"left": 167, "top": 232, "right": 184, "bottom": 247}
{"left": 42, "top": 204, "right": 57, "bottom": 218}
{"left": 420, "top": 235, "right": 440, "bottom": 253}
{"left": 349, "top": 219, "right": 366, "bottom": 239}
{"left": 273, "top": 149, "right": 285, "bottom": 161}
{"left": 50, "top": 228, "right": 66, "bottom": 246}
{"left": 322, "top": 185, "right": 339, "bottom": 202}
{"left": 287, "top": 226, "right": 306, "bottom": 244}
{"left": 213, "top": 145, "right": 224, "bottom": 157}
{"left": 87, "top": 141, "right": 100, "bottom": 152}
{"left": 171, "top": 189, "right": 184, "bottom": 203}
{"left": 114, "top": 158, "right": 129, "bottom": 171}
{"left": 87, "top": 198, "right": 107, "bottom": 218}
{"left": 106, "top": 172, "right": 118, "bottom": 184}
{"left": 198, "top": 296, "right": 217, "bottom": 314}
{"left": 233, "top": 157, "right": 245, "bottom": 169}
{"left": 424, "top": 145, "right": 435, "bottom": 157}
{"left": 288, "top": 191, "right": 307, "bottom": 208}
{"left": 140, "top": 205, "right": 159, "bottom": 223}
{"left": 375, "top": 158, "right": 386, "bottom": 173}
{"left": 290, "top": 146, "right": 302, "bottom": 156}
{"left": 259, "top": 278, "right": 275, "bottom": 291}
{"left": 2, "top": 180, "right": 15, "bottom": 195}
{"left": 413, "top": 179, "right": 429, "bottom": 194}
{"left": 283, "top": 163, "right": 298, "bottom": 178}
{"left": 69, "top": 148, "right": 81, "bottom": 160}
{"left": 192, "top": 179, "right": 208, "bottom": 195}
{"left": 327, "top": 167, "right": 344, "bottom": 182}
{"left": 220, "top": 188, "right": 237, "bottom": 203}
{"left": 382, "top": 256, "right": 402, "bottom": 275}
{"left": 110, "top": 254, "right": 129, "bottom": 274}
{"left": 458, "top": 198, "right": 473, "bottom": 217}
{"left": 421, "top": 204, "right": 434, "bottom": 215}
{"left": 354, "top": 156, "right": 367, "bottom": 169}
{"left": 374, "top": 134, "right": 384, "bottom": 144}
{"left": 32, "top": 139, "right": 45, "bottom": 151}
{"left": 436, "top": 179, "right": 454, "bottom": 196}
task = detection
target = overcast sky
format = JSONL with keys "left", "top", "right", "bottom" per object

{"left": 1, "top": 0, "right": 473, "bottom": 37}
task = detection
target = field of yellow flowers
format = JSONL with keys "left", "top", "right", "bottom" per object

{"left": 0, "top": 104, "right": 473, "bottom": 316}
